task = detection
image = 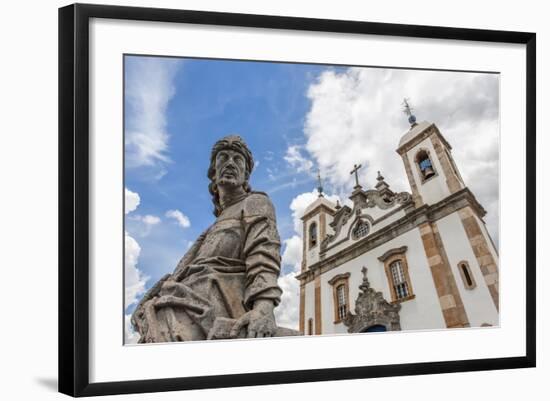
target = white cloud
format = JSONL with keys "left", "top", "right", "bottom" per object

{"left": 125, "top": 188, "right": 140, "bottom": 214}
{"left": 125, "top": 231, "right": 149, "bottom": 308}
{"left": 276, "top": 235, "right": 305, "bottom": 329}
{"left": 303, "top": 67, "right": 499, "bottom": 244}
{"left": 142, "top": 214, "right": 161, "bottom": 226}
{"left": 289, "top": 191, "right": 319, "bottom": 234}
{"left": 165, "top": 209, "right": 191, "bottom": 228}
{"left": 275, "top": 271, "right": 300, "bottom": 330}
{"left": 125, "top": 57, "right": 181, "bottom": 169}
{"left": 124, "top": 187, "right": 149, "bottom": 309}
{"left": 281, "top": 235, "right": 302, "bottom": 271}
{"left": 125, "top": 314, "right": 140, "bottom": 344}
{"left": 128, "top": 214, "right": 161, "bottom": 237}
{"left": 269, "top": 177, "right": 314, "bottom": 194}
{"left": 284, "top": 145, "right": 314, "bottom": 173}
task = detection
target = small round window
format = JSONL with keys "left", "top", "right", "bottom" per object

{"left": 352, "top": 220, "right": 369, "bottom": 239}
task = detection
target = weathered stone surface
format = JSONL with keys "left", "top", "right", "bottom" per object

{"left": 419, "top": 222, "right": 470, "bottom": 328}
{"left": 207, "top": 317, "right": 300, "bottom": 340}
{"left": 131, "top": 135, "right": 299, "bottom": 342}
{"left": 458, "top": 206, "right": 499, "bottom": 310}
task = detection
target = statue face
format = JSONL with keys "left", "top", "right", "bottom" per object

{"left": 214, "top": 149, "right": 248, "bottom": 189}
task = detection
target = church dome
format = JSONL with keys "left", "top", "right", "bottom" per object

{"left": 398, "top": 120, "right": 432, "bottom": 148}
{"left": 303, "top": 196, "right": 336, "bottom": 216}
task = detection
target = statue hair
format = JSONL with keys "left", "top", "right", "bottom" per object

{"left": 207, "top": 135, "right": 254, "bottom": 217}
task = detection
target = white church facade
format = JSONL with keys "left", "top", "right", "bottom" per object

{"left": 296, "top": 115, "right": 499, "bottom": 335}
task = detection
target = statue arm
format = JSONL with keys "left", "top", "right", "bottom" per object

{"left": 241, "top": 193, "right": 283, "bottom": 310}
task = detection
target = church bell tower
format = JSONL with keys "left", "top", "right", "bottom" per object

{"left": 396, "top": 99, "right": 465, "bottom": 207}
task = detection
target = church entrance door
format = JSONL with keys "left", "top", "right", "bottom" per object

{"left": 364, "top": 325, "right": 387, "bottom": 333}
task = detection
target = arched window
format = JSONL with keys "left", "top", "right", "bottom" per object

{"left": 389, "top": 260, "right": 411, "bottom": 300}
{"left": 307, "top": 318, "right": 314, "bottom": 335}
{"left": 352, "top": 220, "right": 370, "bottom": 239}
{"left": 336, "top": 284, "right": 347, "bottom": 320}
{"left": 378, "top": 247, "right": 415, "bottom": 303}
{"left": 415, "top": 149, "right": 436, "bottom": 181}
{"left": 309, "top": 222, "right": 317, "bottom": 249}
{"left": 458, "top": 261, "right": 476, "bottom": 289}
{"left": 328, "top": 273, "right": 350, "bottom": 323}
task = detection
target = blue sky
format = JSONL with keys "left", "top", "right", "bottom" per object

{"left": 124, "top": 55, "right": 500, "bottom": 342}
{"left": 126, "top": 57, "right": 332, "bottom": 241}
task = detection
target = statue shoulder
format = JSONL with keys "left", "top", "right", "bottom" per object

{"left": 243, "top": 191, "right": 276, "bottom": 219}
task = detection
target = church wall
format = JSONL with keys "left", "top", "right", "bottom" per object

{"left": 474, "top": 213, "right": 500, "bottom": 263}
{"left": 304, "top": 213, "right": 322, "bottom": 267}
{"left": 322, "top": 226, "right": 348, "bottom": 257}
{"left": 319, "top": 229, "right": 447, "bottom": 334}
{"left": 363, "top": 208, "right": 405, "bottom": 232}
{"left": 436, "top": 212, "right": 500, "bottom": 326}
{"left": 323, "top": 212, "right": 336, "bottom": 248}
{"left": 361, "top": 202, "right": 405, "bottom": 222}
{"left": 325, "top": 212, "right": 335, "bottom": 237}
{"left": 303, "top": 280, "right": 316, "bottom": 334}
{"left": 406, "top": 135, "right": 450, "bottom": 206}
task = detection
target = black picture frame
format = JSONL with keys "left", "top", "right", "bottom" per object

{"left": 58, "top": 3, "right": 536, "bottom": 397}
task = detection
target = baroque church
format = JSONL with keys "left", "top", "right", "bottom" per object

{"left": 296, "top": 107, "right": 499, "bottom": 335}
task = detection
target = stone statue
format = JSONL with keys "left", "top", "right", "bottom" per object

{"left": 131, "top": 135, "right": 298, "bottom": 342}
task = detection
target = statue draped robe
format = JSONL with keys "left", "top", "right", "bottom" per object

{"left": 131, "top": 192, "right": 283, "bottom": 343}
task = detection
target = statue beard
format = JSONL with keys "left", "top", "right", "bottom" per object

{"left": 216, "top": 176, "right": 241, "bottom": 188}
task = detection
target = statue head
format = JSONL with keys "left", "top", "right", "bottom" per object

{"left": 208, "top": 135, "right": 254, "bottom": 216}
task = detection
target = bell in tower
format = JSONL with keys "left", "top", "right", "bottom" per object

{"left": 416, "top": 150, "right": 436, "bottom": 180}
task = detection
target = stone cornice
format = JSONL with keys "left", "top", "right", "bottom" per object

{"left": 377, "top": 246, "right": 408, "bottom": 262}
{"left": 328, "top": 272, "right": 351, "bottom": 286}
{"left": 396, "top": 123, "right": 452, "bottom": 155}
{"left": 301, "top": 203, "right": 335, "bottom": 221}
{"left": 296, "top": 188, "right": 487, "bottom": 284}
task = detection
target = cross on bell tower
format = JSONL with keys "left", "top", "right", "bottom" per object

{"left": 402, "top": 98, "right": 418, "bottom": 127}
{"left": 316, "top": 169, "right": 324, "bottom": 198}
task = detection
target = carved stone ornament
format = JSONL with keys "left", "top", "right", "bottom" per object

{"left": 321, "top": 174, "right": 413, "bottom": 249}
{"left": 344, "top": 267, "right": 401, "bottom": 333}
{"left": 364, "top": 189, "right": 412, "bottom": 210}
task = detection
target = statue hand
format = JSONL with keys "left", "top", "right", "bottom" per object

{"left": 230, "top": 299, "right": 277, "bottom": 338}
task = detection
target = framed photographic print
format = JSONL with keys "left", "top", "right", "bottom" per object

{"left": 58, "top": 2, "right": 536, "bottom": 397}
